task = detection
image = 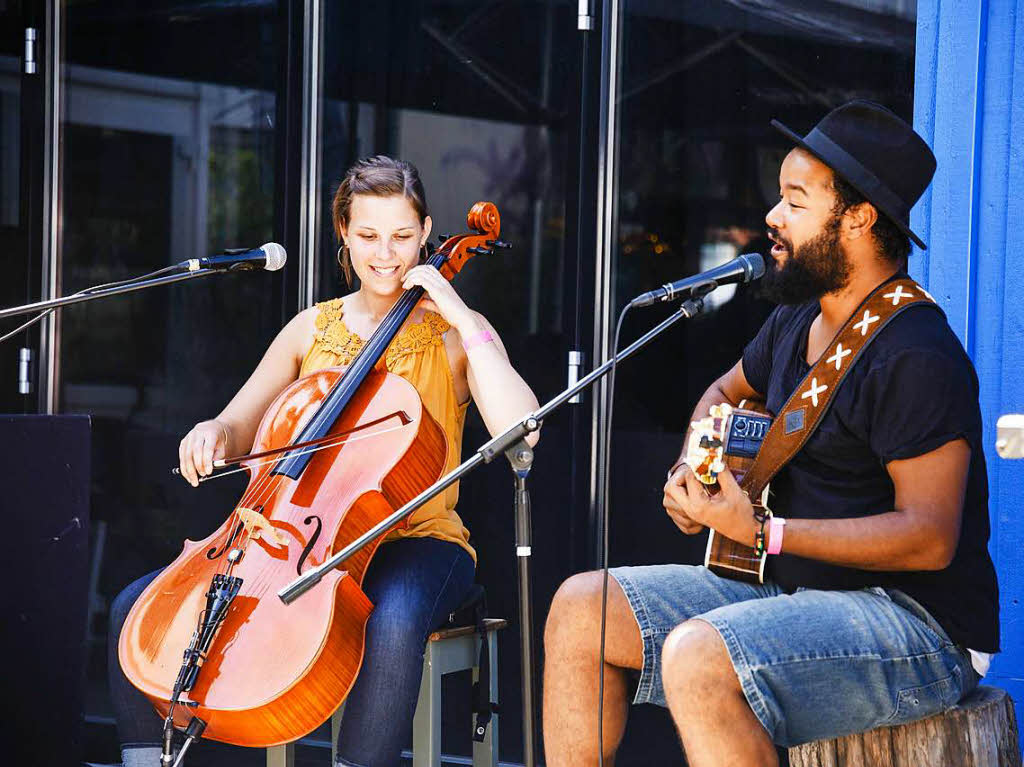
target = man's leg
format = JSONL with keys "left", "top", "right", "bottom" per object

{"left": 543, "top": 571, "right": 642, "bottom": 767}
{"left": 662, "top": 620, "right": 777, "bottom": 767}
{"left": 661, "top": 586, "right": 978, "bottom": 759}
{"left": 543, "top": 565, "right": 769, "bottom": 766}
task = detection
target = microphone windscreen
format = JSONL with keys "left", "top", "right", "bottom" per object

{"left": 742, "top": 252, "right": 766, "bottom": 280}
{"left": 261, "top": 243, "right": 288, "bottom": 271}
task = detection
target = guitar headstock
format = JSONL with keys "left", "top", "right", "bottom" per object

{"left": 684, "top": 403, "right": 733, "bottom": 485}
{"left": 434, "top": 202, "right": 512, "bottom": 281}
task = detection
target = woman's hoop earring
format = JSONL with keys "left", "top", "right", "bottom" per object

{"left": 336, "top": 244, "right": 348, "bottom": 269}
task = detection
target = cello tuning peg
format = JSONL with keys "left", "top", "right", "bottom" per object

{"left": 438, "top": 234, "right": 449, "bottom": 242}
{"left": 487, "top": 239, "right": 512, "bottom": 250}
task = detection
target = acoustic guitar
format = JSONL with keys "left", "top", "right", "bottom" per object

{"left": 684, "top": 400, "right": 773, "bottom": 583}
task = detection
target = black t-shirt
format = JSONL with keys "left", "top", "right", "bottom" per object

{"left": 741, "top": 285, "right": 1000, "bottom": 652}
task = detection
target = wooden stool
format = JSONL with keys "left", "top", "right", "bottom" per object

{"left": 266, "top": 617, "right": 505, "bottom": 767}
{"left": 789, "top": 686, "right": 1021, "bottom": 767}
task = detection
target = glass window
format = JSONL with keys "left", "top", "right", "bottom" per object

{"left": 0, "top": 52, "right": 17, "bottom": 227}
{"left": 56, "top": 0, "right": 289, "bottom": 736}
{"left": 315, "top": 2, "right": 583, "bottom": 760}
{"left": 604, "top": 3, "right": 916, "bottom": 761}
{"left": 608, "top": 0, "right": 917, "bottom": 560}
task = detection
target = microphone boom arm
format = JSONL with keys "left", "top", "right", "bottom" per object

{"left": 0, "top": 269, "right": 226, "bottom": 321}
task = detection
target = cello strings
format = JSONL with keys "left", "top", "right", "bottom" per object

{"left": 217, "top": 288, "right": 425, "bottom": 568}
{"left": 211, "top": 416, "right": 412, "bottom": 570}
{"left": 205, "top": 249, "right": 449, "bottom": 584}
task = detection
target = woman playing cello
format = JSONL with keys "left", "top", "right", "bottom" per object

{"left": 108, "top": 155, "right": 540, "bottom": 767}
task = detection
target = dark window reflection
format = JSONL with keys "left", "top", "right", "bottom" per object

{"left": 1, "top": 54, "right": 17, "bottom": 227}
{"left": 607, "top": 2, "right": 916, "bottom": 545}
{"left": 607, "top": 3, "right": 916, "bottom": 761}
{"left": 57, "top": 2, "right": 287, "bottom": 748}
{"left": 315, "top": 2, "right": 581, "bottom": 761}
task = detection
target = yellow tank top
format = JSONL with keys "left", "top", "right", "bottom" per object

{"left": 298, "top": 298, "right": 475, "bottom": 563}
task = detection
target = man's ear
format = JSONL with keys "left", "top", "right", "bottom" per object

{"left": 844, "top": 201, "right": 878, "bottom": 241}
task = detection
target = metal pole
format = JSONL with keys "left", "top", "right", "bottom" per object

{"left": 508, "top": 442, "right": 537, "bottom": 767}
{"left": 297, "top": 0, "right": 323, "bottom": 310}
{"left": 39, "top": 0, "right": 63, "bottom": 414}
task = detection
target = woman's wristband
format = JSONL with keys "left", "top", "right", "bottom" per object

{"left": 462, "top": 329, "right": 495, "bottom": 352}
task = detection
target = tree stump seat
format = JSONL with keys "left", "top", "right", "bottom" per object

{"left": 788, "top": 686, "right": 1021, "bottom": 767}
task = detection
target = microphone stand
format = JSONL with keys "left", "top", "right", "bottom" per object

{"left": 0, "top": 269, "right": 226, "bottom": 320}
{"left": 280, "top": 295, "right": 705, "bottom": 767}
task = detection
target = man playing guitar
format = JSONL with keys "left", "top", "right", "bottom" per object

{"left": 542, "top": 101, "right": 999, "bottom": 766}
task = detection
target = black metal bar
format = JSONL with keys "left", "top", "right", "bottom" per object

{"left": 0, "top": 269, "right": 225, "bottom": 320}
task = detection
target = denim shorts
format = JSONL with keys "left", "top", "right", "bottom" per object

{"left": 610, "top": 564, "right": 978, "bottom": 747}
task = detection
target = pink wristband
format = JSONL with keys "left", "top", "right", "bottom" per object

{"left": 462, "top": 329, "right": 494, "bottom": 352}
{"left": 767, "top": 516, "right": 786, "bottom": 555}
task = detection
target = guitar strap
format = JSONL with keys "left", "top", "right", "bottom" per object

{"left": 740, "top": 276, "right": 943, "bottom": 503}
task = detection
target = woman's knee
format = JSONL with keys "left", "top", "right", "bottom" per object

{"left": 108, "top": 572, "right": 160, "bottom": 633}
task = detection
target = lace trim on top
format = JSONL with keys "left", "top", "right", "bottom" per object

{"left": 312, "top": 297, "right": 451, "bottom": 367}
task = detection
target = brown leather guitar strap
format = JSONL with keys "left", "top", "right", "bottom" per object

{"left": 740, "top": 277, "right": 943, "bottom": 502}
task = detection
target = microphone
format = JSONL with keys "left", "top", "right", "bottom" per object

{"left": 180, "top": 243, "right": 287, "bottom": 273}
{"left": 628, "top": 252, "right": 765, "bottom": 308}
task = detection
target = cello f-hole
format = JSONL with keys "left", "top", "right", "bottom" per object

{"left": 297, "top": 515, "right": 323, "bottom": 576}
{"left": 207, "top": 521, "right": 245, "bottom": 560}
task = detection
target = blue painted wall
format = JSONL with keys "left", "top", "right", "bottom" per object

{"left": 912, "top": 0, "right": 1024, "bottom": 735}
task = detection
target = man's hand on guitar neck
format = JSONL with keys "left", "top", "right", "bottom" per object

{"left": 663, "top": 464, "right": 757, "bottom": 546}
{"left": 669, "top": 360, "right": 762, "bottom": 479}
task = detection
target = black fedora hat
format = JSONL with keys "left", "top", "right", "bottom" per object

{"left": 771, "top": 100, "right": 936, "bottom": 250}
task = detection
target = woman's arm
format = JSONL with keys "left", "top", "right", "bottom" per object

{"left": 177, "top": 307, "right": 316, "bottom": 486}
{"left": 452, "top": 313, "right": 541, "bottom": 446}
{"left": 400, "top": 265, "right": 541, "bottom": 446}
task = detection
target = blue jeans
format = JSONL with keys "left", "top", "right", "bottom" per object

{"left": 109, "top": 537, "right": 475, "bottom": 766}
{"left": 609, "top": 564, "right": 979, "bottom": 747}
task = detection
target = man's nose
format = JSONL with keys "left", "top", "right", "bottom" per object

{"left": 765, "top": 200, "right": 784, "bottom": 230}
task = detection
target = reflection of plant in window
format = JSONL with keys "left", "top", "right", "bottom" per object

{"left": 207, "top": 126, "right": 274, "bottom": 253}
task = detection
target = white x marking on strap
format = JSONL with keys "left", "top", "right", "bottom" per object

{"left": 826, "top": 343, "right": 851, "bottom": 371}
{"left": 801, "top": 377, "right": 828, "bottom": 407}
{"left": 854, "top": 310, "right": 880, "bottom": 336}
{"left": 883, "top": 285, "right": 914, "bottom": 305}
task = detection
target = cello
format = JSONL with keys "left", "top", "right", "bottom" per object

{"left": 118, "top": 202, "right": 506, "bottom": 750}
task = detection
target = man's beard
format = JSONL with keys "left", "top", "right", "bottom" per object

{"left": 759, "top": 218, "right": 852, "bottom": 305}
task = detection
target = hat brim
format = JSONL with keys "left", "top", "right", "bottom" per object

{"left": 771, "top": 119, "right": 928, "bottom": 250}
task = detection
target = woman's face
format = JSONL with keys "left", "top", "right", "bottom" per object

{"left": 341, "top": 194, "right": 432, "bottom": 297}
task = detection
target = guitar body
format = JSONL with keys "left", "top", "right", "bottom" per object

{"left": 685, "top": 402, "right": 773, "bottom": 583}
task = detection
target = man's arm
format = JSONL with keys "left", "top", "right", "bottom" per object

{"left": 668, "top": 437, "right": 970, "bottom": 571}
{"left": 776, "top": 437, "right": 969, "bottom": 570}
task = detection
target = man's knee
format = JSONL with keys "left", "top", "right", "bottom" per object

{"left": 545, "top": 571, "right": 641, "bottom": 670}
{"left": 545, "top": 571, "right": 605, "bottom": 647}
{"left": 661, "top": 619, "right": 737, "bottom": 694}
